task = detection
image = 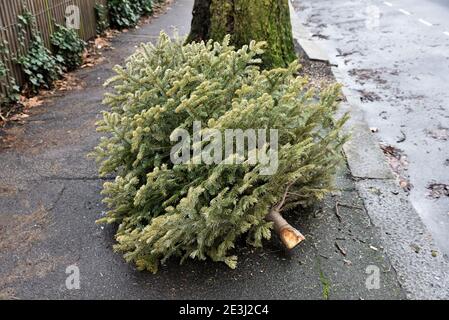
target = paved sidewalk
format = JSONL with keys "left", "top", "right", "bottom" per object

{"left": 0, "top": 0, "right": 404, "bottom": 300}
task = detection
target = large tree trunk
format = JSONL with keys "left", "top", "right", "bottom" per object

{"left": 187, "top": 0, "right": 296, "bottom": 68}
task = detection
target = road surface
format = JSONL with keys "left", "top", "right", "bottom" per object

{"left": 293, "top": 0, "right": 449, "bottom": 256}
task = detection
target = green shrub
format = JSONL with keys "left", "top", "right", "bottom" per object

{"left": 108, "top": 0, "right": 154, "bottom": 29}
{"left": 0, "top": 40, "right": 20, "bottom": 112}
{"left": 16, "top": 9, "right": 62, "bottom": 92}
{"left": 132, "top": 0, "right": 153, "bottom": 16}
{"left": 94, "top": 33, "right": 348, "bottom": 272}
{"left": 51, "top": 24, "right": 86, "bottom": 71}
{"left": 108, "top": 0, "right": 140, "bottom": 29}
{"left": 95, "top": 3, "right": 110, "bottom": 35}
{"left": 17, "top": 35, "right": 62, "bottom": 92}
{"left": 0, "top": 41, "right": 8, "bottom": 79}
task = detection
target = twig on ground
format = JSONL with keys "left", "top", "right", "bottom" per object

{"left": 397, "top": 130, "right": 406, "bottom": 143}
{"left": 336, "top": 202, "right": 363, "bottom": 210}
{"left": 335, "top": 201, "right": 343, "bottom": 222}
{"left": 335, "top": 242, "right": 347, "bottom": 256}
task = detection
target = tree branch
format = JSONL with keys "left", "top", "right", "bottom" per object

{"left": 266, "top": 183, "right": 305, "bottom": 249}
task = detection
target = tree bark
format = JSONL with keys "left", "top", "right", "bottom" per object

{"left": 264, "top": 183, "right": 305, "bottom": 249}
{"left": 187, "top": 0, "right": 296, "bottom": 68}
{"left": 266, "top": 208, "right": 305, "bottom": 250}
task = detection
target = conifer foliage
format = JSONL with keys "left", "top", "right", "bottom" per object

{"left": 94, "top": 33, "right": 348, "bottom": 272}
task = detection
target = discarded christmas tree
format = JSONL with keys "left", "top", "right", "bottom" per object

{"left": 94, "top": 33, "right": 348, "bottom": 272}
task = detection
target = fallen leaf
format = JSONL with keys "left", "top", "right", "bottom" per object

{"left": 427, "top": 182, "right": 449, "bottom": 199}
{"left": 381, "top": 144, "right": 412, "bottom": 192}
{"left": 94, "top": 37, "right": 110, "bottom": 49}
{"left": 9, "top": 113, "right": 29, "bottom": 121}
{"left": 81, "top": 63, "right": 95, "bottom": 69}
{"left": 426, "top": 127, "right": 449, "bottom": 141}
{"left": 27, "top": 97, "right": 43, "bottom": 108}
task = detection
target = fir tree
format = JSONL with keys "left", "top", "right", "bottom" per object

{"left": 93, "top": 32, "right": 348, "bottom": 272}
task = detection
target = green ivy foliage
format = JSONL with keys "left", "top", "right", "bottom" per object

{"left": 108, "top": 0, "right": 141, "bottom": 29}
{"left": 0, "top": 40, "right": 20, "bottom": 112}
{"left": 108, "top": 0, "right": 154, "bottom": 29}
{"left": 16, "top": 9, "right": 62, "bottom": 92}
{"left": 51, "top": 24, "right": 87, "bottom": 71}
{"left": 0, "top": 41, "right": 8, "bottom": 79}
{"left": 94, "top": 33, "right": 349, "bottom": 273}
{"left": 132, "top": 0, "right": 153, "bottom": 16}
{"left": 95, "top": 3, "right": 110, "bottom": 35}
{"left": 17, "top": 38, "right": 63, "bottom": 92}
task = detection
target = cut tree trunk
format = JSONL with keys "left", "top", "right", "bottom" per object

{"left": 266, "top": 208, "right": 305, "bottom": 249}
{"left": 187, "top": 0, "right": 296, "bottom": 68}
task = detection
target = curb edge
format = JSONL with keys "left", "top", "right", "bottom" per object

{"left": 289, "top": 0, "right": 449, "bottom": 299}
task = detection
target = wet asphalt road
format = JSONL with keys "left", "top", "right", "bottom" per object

{"left": 294, "top": 0, "right": 449, "bottom": 256}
